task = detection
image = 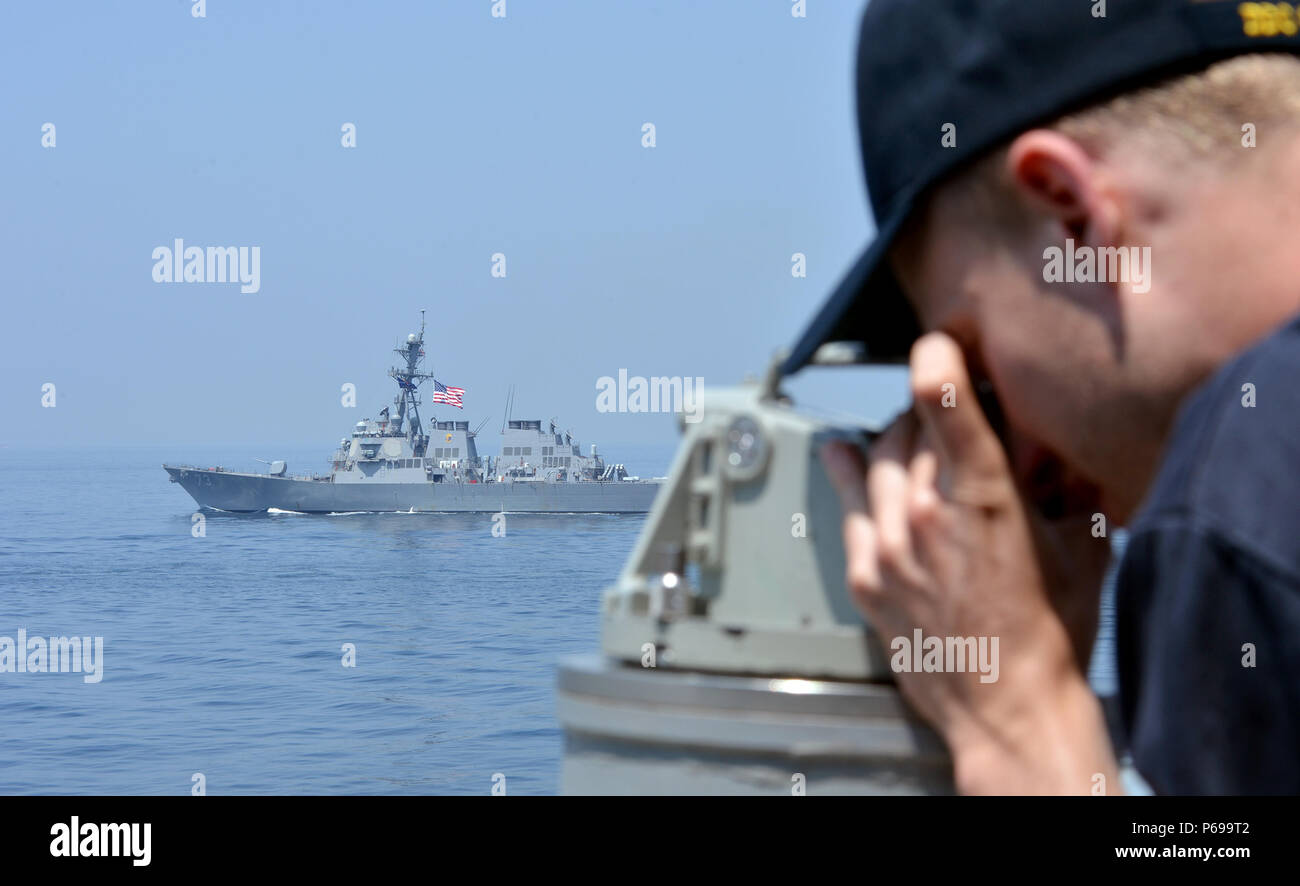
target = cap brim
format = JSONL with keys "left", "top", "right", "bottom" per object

{"left": 780, "top": 196, "right": 921, "bottom": 375}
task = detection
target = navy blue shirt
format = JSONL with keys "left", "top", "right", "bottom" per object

{"left": 1116, "top": 313, "right": 1300, "bottom": 794}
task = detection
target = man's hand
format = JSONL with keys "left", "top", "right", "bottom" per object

{"left": 820, "top": 332, "right": 1119, "bottom": 794}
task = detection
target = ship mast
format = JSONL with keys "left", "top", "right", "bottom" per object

{"left": 387, "top": 310, "right": 435, "bottom": 456}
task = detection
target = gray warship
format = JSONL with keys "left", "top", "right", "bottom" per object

{"left": 164, "top": 314, "right": 662, "bottom": 514}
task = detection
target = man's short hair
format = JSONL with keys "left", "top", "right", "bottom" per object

{"left": 950, "top": 53, "right": 1300, "bottom": 227}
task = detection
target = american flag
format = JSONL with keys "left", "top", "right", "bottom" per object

{"left": 432, "top": 380, "right": 465, "bottom": 409}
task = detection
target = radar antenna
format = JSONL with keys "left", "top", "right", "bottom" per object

{"left": 386, "top": 312, "right": 435, "bottom": 456}
{"left": 501, "top": 385, "right": 516, "bottom": 434}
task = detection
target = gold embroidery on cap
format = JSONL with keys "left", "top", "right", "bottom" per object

{"left": 1239, "top": 3, "right": 1300, "bottom": 37}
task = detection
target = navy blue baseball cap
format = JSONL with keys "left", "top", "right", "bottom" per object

{"left": 781, "top": 0, "right": 1300, "bottom": 374}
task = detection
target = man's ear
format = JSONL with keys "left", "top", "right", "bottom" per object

{"left": 1005, "top": 130, "right": 1118, "bottom": 244}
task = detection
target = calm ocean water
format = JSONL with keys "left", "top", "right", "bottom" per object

{"left": 0, "top": 443, "right": 671, "bottom": 795}
{"left": 0, "top": 442, "right": 1116, "bottom": 795}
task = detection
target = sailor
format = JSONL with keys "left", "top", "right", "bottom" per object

{"left": 792, "top": 0, "right": 1300, "bottom": 794}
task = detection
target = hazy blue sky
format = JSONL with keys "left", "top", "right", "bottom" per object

{"left": 3, "top": 0, "right": 907, "bottom": 452}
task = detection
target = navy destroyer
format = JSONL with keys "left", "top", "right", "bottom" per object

{"left": 164, "top": 314, "right": 662, "bottom": 513}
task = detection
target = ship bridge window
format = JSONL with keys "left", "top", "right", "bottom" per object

{"left": 522, "top": 447, "right": 531, "bottom": 456}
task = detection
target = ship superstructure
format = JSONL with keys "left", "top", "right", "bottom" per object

{"left": 164, "top": 314, "right": 662, "bottom": 513}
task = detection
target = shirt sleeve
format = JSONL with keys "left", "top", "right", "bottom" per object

{"left": 1115, "top": 520, "right": 1300, "bottom": 794}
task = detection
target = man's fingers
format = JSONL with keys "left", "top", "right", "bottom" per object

{"left": 819, "top": 440, "right": 880, "bottom": 598}
{"left": 907, "top": 433, "right": 940, "bottom": 518}
{"left": 910, "top": 332, "right": 1007, "bottom": 485}
{"left": 868, "top": 414, "right": 919, "bottom": 575}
